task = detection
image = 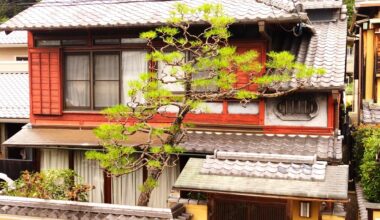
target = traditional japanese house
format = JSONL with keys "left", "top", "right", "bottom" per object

{"left": 0, "top": 31, "right": 31, "bottom": 180}
{"left": 0, "top": 0, "right": 348, "bottom": 219}
{"left": 348, "top": 1, "right": 380, "bottom": 219}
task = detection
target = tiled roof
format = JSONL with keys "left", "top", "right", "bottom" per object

{"left": 0, "top": 0, "right": 307, "bottom": 31}
{"left": 0, "top": 72, "right": 29, "bottom": 119}
{"left": 282, "top": 14, "right": 347, "bottom": 89}
{"left": 0, "top": 195, "right": 189, "bottom": 220}
{"left": 182, "top": 131, "right": 343, "bottom": 161}
{"left": 355, "top": 184, "right": 380, "bottom": 220}
{"left": 0, "top": 31, "right": 27, "bottom": 44}
{"left": 362, "top": 101, "right": 380, "bottom": 124}
{"left": 200, "top": 153, "right": 328, "bottom": 181}
{"left": 174, "top": 158, "right": 349, "bottom": 200}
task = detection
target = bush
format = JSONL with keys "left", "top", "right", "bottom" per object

{"left": 353, "top": 125, "right": 380, "bottom": 202}
{"left": 0, "top": 169, "right": 93, "bottom": 202}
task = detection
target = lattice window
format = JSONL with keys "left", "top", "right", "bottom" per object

{"left": 274, "top": 95, "right": 319, "bottom": 121}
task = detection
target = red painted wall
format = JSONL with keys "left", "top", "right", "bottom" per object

{"left": 29, "top": 48, "right": 62, "bottom": 115}
{"left": 27, "top": 31, "right": 335, "bottom": 135}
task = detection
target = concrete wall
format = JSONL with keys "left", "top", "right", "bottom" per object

{"left": 265, "top": 94, "right": 328, "bottom": 127}
{"left": 0, "top": 47, "right": 28, "bottom": 72}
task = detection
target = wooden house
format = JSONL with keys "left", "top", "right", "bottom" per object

{"left": 0, "top": 0, "right": 348, "bottom": 219}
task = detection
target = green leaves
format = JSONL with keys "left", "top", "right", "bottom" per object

{"left": 353, "top": 125, "right": 380, "bottom": 202}
{"left": 140, "top": 31, "right": 157, "bottom": 40}
{"left": 1, "top": 169, "right": 92, "bottom": 202}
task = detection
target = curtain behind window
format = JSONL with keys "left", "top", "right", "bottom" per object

{"left": 111, "top": 168, "right": 143, "bottom": 205}
{"left": 149, "top": 164, "right": 180, "bottom": 208}
{"left": 74, "top": 151, "right": 104, "bottom": 203}
{"left": 65, "top": 55, "right": 90, "bottom": 108}
{"left": 121, "top": 50, "right": 147, "bottom": 105}
{"left": 94, "top": 54, "right": 120, "bottom": 108}
{"left": 40, "top": 149, "right": 69, "bottom": 170}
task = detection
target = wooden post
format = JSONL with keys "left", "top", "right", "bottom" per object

{"left": 365, "top": 30, "right": 375, "bottom": 101}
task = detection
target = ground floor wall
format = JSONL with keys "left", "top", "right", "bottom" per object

{"left": 38, "top": 148, "right": 180, "bottom": 208}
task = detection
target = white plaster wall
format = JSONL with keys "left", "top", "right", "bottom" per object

{"left": 265, "top": 94, "right": 328, "bottom": 127}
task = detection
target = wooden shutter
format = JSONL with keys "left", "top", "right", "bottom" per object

{"left": 234, "top": 42, "right": 266, "bottom": 91}
{"left": 30, "top": 48, "right": 62, "bottom": 115}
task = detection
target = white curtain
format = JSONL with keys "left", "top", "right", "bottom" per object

{"left": 121, "top": 50, "right": 148, "bottom": 105}
{"left": 111, "top": 168, "right": 143, "bottom": 205}
{"left": 40, "top": 149, "right": 69, "bottom": 170}
{"left": 65, "top": 55, "right": 90, "bottom": 107}
{"left": 74, "top": 151, "right": 104, "bottom": 203}
{"left": 94, "top": 54, "right": 119, "bottom": 108}
{"left": 149, "top": 164, "right": 180, "bottom": 208}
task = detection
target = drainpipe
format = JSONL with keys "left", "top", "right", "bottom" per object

{"left": 258, "top": 21, "right": 272, "bottom": 51}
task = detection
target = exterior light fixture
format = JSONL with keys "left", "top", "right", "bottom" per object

{"left": 299, "top": 201, "right": 311, "bottom": 218}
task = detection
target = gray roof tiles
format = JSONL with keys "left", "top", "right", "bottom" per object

{"left": 362, "top": 101, "right": 380, "bottom": 124}
{"left": 0, "top": 195, "right": 189, "bottom": 220}
{"left": 0, "top": 72, "right": 29, "bottom": 119}
{"left": 174, "top": 158, "right": 349, "bottom": 200}
{"left": 283, "top": 18, "right": 347, "bottom": 89}
{"left": 200, "top": 155, "right": 328, "bottom": 181}
{"left": 182, "top": 131, "right": 343, "bottom": 161}
{"left": 0, "top": 0, "right": 306, "bottom": 31}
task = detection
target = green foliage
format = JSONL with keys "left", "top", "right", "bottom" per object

{"left": 0, "top": 0, "right": 38, "bottom": 24}
{"left": 346, "top": 82, "right": 353, "bottom": 95}
{"left": 87, "top": 2, "right": 325, "bottom": 206}
{"left": 344, "top": 0, "right": 355, "bottom": 27}
{"left": 1, "top": 169, "right": 93, "bottom": 202}
{"left": 353, "top": 125, "right": 380, "bottom": 202}
{"left": 139, "top": 176, "right": 158, "bottom": 193}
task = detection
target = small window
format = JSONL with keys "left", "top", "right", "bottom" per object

{"left": 35, "top": 40, "right": 61, "bottom": 47}
{"left": 94, "top": 39, "right": 120, "bottom": 45}
{"left": 121, "top": 38, "right": 147, "bottom": 44}
{"left": 62, "top": 39, "right": 87, "bottom": 46}
{"left": 299, "top": 201, "right": 311, "bottom": 218}
{"left": 15, "top": 56, "right": 28, "bottom": 61}
{"left": 7, "top": 147, "right": 33, "bottom": 160}
{"left": 274, "top": 94, "right": 319, "bottom": 121}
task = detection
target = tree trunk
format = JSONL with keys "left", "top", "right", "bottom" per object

{"left": 137, "top": 169, "right": 162, "bottom": 206}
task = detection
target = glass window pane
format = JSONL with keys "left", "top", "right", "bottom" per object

{"left": 94, "top": 54, "right": 119, "bottom": 80}
{"left": 94, "top": 39, "right": 120, "bottom": 45}
{"left": 62, "top": 39, "right": 87, "bottom": 46}
{"left": 36, "top": 40, "right": 61, "bottom": 47}
{"left": 94, "top": 81, "right": 119, "bottom": 108}
{"left": 65, "top": 81, "right": 90, "bottom": 107}
{"left": 65, "top": 55, "right": 90, "bottom": 80}
{"left": 121, "top": 50, "right": 148, "bottom": 104}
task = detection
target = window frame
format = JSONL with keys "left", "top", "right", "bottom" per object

{"left": 63, "top": 51, "right": 122, "bottom": 111}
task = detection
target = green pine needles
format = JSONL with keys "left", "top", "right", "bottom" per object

{"left": 86, "top": 3, "right": 325, "bottom": 206}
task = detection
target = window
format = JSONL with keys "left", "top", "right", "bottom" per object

{"left": 64, "top": 50, "right": 147, "bottom": 110}
{"left": 65, "top": 54, "right": 91, "bottom": 108}
{"left": 274, "top": 94, "right": 319, "bottom": 121}
{"left": 299, "top": 201, "right": 311, "bottom": 218}
{"left": 15, "top": 56, "right": 28, "bottom": 62}
{"left": 94, "top": 53, "right": 120, "bottom": 108}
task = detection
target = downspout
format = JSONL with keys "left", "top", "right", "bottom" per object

{"left": 258, "top": 21, "right": 272, "bottom": 51}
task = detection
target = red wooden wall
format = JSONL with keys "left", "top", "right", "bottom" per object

{"left": 27, "top": 31, "right": 336, "bottom": 135}
{"left": 29, "top": 48, "right": 62, "bottom": 115}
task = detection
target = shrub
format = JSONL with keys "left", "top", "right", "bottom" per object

{"left": 353, "top": 125, "right": 380, "bottom": 202}
{"left": 0, "top": 169, "right": 93, "bottom": 202}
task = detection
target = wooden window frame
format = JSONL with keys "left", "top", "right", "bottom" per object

{"left": 63, "top": 51, "right": 122, "bottom": 111}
